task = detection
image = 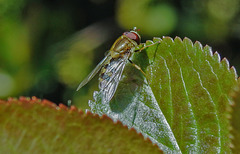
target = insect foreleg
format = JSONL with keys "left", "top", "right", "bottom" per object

{"left": 135, "top": 37, "right": 161, "bottom": 52}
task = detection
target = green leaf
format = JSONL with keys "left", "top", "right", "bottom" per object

{"left": 0, "top": 97, "right": 161, "bottom": 153}
{"left": 90, "top": 37, "right": 238, "bottom": 153}
{"left": 230, "top": 79, "right": 240, "bottom": 152}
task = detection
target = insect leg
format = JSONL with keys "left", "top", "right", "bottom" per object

{"left": 128, "top": 59, "right": 146, "bottom": 77}
{"left": 134, "top": 38, "right": 161, "bottom": 65}
{"left": 135, "top": 38, "right": 161, "bottom": 52}
{"left": 128, "top": 59, "right": 150, "bottom": 84}
{"left": 139, "top": 42, "right": 158, "bottom": 52}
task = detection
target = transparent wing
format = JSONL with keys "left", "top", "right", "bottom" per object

{"left": 76, "top": 53, "right": 111, "bottom": 91}
{"left": 99, "top": 53, "right": 129, "bottom": 102}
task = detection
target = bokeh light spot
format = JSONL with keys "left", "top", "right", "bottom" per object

{"left": 116, "top": 0, "right": 177, "bottom": 36}
{"left": 207, "top": 0, "right": 239, "bottom": 22}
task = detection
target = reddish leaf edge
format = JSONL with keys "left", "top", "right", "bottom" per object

{"left": 0, "top": 96, "right": 162, "bottom": 152}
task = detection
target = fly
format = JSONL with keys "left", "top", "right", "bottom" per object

{"left": 77, "top": 27, "right": 153, "bottom": 102}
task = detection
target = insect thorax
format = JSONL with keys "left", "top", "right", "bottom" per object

{"left": 110, "top": 36, "right": 137, "bottom": 56}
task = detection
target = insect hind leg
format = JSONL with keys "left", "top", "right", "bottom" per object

{"left": 128, "top": 59, "right": 146, "bottom": 77}
{"left": 128, "top": 59, "right": 150, "bottom": 84}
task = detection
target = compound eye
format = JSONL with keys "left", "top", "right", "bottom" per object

{"left": 123, "top": 31, "right": 141, "bottom": 44}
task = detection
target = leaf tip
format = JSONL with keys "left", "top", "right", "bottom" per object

{"left": 7, "top": 97, "right": 17, "bottom": 102}
{"left": 152, "top": 37, "right": 162, "bottom": 43}
{"left": 19, "top": 96, "right": 31, "bottom": 102}
{"left": 174, "top": 36, "right": 182, "bottom": 41}
{"left": 162, "top": 36, "right": 174, "bottom": 43}
{"left": 101, "top": 114, "right": 112, "bottom": 119}
{"left": 70, "top": 105, "right": 78, "bottom": 111}
{"left": 221, "top": 57, "right": 230, "bottom": 68}
{"left": 213, "top": 51, "right": 221, "bottom": 62}
{"left": 193, "top": 40, "right": 203, "bottom": 50}
{"left": 230, "top": 66, "right": 238, "bottom": 81}
{"left": 59, "top": 103, "right": 68, "bottom": 110}
{"left": 203, "top": 45, "right": 213, "bottom": 56}
{"left": 183, "top": 37, "right": 193, "bottom": 46}
{"left": 145, "top": 40, "right": 154, "bottom": 45}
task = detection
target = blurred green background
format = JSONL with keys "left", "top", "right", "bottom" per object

{"left": 0, "top": 0, "right": 239, "bottom": 109}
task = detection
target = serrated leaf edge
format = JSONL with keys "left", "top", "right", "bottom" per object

{"left": 0, "top": 96, "right": 162, "bottom": 152}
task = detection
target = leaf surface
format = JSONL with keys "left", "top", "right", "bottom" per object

{"left": 230, "top": 79, "right": 240, "bottom": 153}
{"left": 90, "top": 37, "right": 238, "bottom": 153}
{"left": 0, "top": 97, "right": 161, "bottom": 153}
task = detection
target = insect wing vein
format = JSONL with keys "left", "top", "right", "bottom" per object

{"left": 99, "top": 54, "right": 129, "bottom": 102}
{"left": 76, "top": 53, "right": 111, "bottom": 91}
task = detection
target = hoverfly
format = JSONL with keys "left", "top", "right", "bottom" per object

{"left": 76, "top": 27, "right": 147, "bottom": 103}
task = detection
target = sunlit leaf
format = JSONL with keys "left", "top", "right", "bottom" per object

{"left": 91, "top": 37, "right": 238, "bottom": 153}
